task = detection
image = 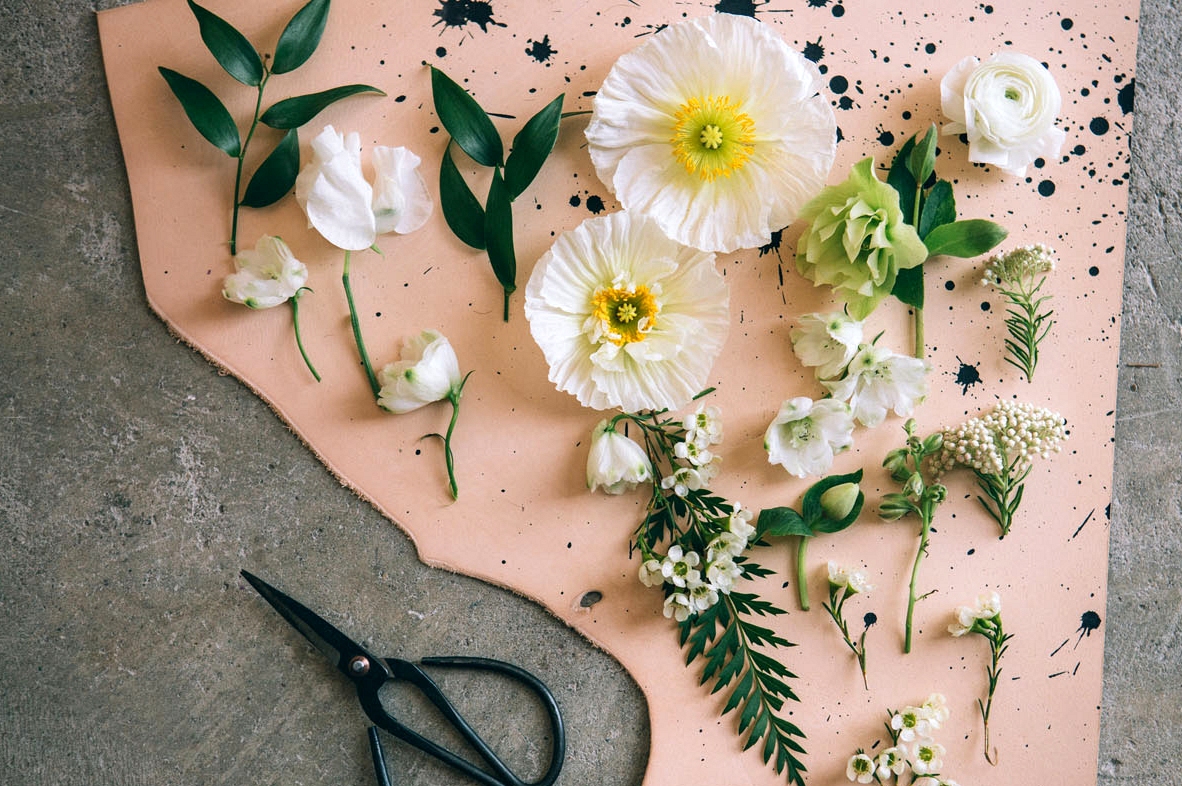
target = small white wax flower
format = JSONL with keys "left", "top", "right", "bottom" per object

{"left": 377, "top": 330, "right": 462, "bottom": 414}
{"left": 890, "top": 706, "right": 934, "bottom": 743}
{"left": 706, "top": 555, "right": 743, "bottom": 593}
{"left": 663, "top": 591, "right": 693, "bottom": 622}
{"left": 638, "top": 558, "right": 664, "bottom": 588}
{"left": 683, "top": 404, "right": 723, "bottom": 448}
{"left": 726, "top": 503, "right": 757, "bottom": 542}
{"left": 790, "top": 312, "right": 864, "bottom": 380}
{"left": 764, "top": 397, "right": 855, "bottom": 478}
{"left": 295, "top": 125, "right": 433, "bottom": 250}
{"left": 825, "top": 344, "right": 929, "bottom": 428}
{"left": 923, "top": 693, "right": 951, "bottom": 726}
{"left": 941, "top": 51, "right": 1066, "bottom": 176}
{"left": 875, "top": 746, "right": 908, "bottom": 778}
{"left": 827, "top": 562, "right": 873, "bottom": 594}
{"left": 673, "top": 439, "right": 714, "bottom": 468}
{"left": 687, "top": 578, "right": 720, "bottom": 612}
{"left": 845, "top": 752, "right": 876, "bottom": 784}
{"left": 910, "top": 741, "right": 946, "bottom": 776}
{"left": 975, "top": 590, "right": 1003, "bottom": 619}
{"left": 827, "top": 561, "right": 851, "bottom": 588}
{"left": 222, "top": 235, "right": 308, "bottom": 309}
{"left": 660, "top": 545, "right": 701, "bottom": 588}
{"left": 707, "top": 531, "right": 746, "bottom": 562}
{"left": 661, "top": 466, "right": 706, "bottom": 498}
{"left": 585, "top": 419, "right": 653, "bottom": 495}
{"left": 949, "top": 604, "right": 977, "bottom": 637}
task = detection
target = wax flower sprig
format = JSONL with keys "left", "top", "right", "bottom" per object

{"left": 949, "top": 591, "right": 1013, "bottom": 765}
{"left": 933, "top": 400, "right": 1068, "bottom": 538}
{"left": 430, "top": 67, "right": 567, "bottom": 321}
{"left": 845, "top": 694, "right": 958, "bottom": 784}
{"left": 981, "top": 244, "right": 1057, "bottom": 382}
{"left": 159, "top": 0, "right": 383, "bottom": 255}
{"left": 588, "top": 402, "right": 809, "bottom": 786}
{"left": 822, "top": 562, "right": 875, "bottom": 690}
{"left": 879, "top": 419, "right": 947, "bottom": 653}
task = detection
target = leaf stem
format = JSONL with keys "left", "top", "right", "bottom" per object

{"left": 341, "top": 250, "right": 380, "bottom": 397}
{"left": 912, "top": 180, "right": 925, "bottom": 359}
{"left": 795, "top": 537, "right": 810, "bottom": 611}
{"left": 290, "top": 289, "right": 320, "bottom": 382}
{"left": 904, "top": 510, "right": 931, "bottom": 654}
{"left": 230, "top": 68, "right": 271, "bottom": 255}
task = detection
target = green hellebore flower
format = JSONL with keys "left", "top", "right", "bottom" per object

{"left": 795, "top": 157, "right": 929, "bottom": 319}
{"left": 819, "top": 481, "right": 861, "bottom": 523}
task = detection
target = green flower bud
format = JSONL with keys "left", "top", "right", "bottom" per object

{"left": 820, "top": 482, "right": 861, "bottom": 522}
{"left": 921, "top": 432, "right": 945, "bottom": 455}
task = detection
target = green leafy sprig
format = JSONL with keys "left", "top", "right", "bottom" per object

{"left": 430, "top": 67, "right": 566, "bottom": 322}
{"left": 757, "top": 471, "right": 866, "bottom": 611}
{"left": 159, "top": 0, "right": 383, "bottom": 255}
{"left": 886, "top": 125, "right": 1009, "bottom": 358}
{"left": 982, "top": 245, "right": 1057, "bottom": 382}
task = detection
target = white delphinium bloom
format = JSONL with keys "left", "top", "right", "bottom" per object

{"left": 764, "top": 397, "right": 856, "bottom": 478}
{"left": 940, "top": 51, "right": 1066, "bottom": 176}
{"left": 825, "top": 344, "right": 929, "bottom": 427}
{"left": 222, "top": 235, "right": 308, "bottom": 309}
{"left": 377, "top": 330, "right": 462, "bottom": 414}
{"left": 585, "top": 13, "right": 837, "bottom": 253}
{"left": 585, "top": 419, "right": 654, "bottom": 495}
{"left": 524, "top": 211, "right": 730, "bottom": 412}
{"left": 875, "top": 746, "right": 908, "bottom": 778}
{"left": 295, "top": 125, "right": 432, "bottom": 250}
{"left": 663, "top": 592, "right": 693, "bottom": 622}
{"left": 845, "top": 752, "right": 876, "bottom": 784}
{"left": 910, "top": 740, "right": 946, "bottom": 776}
{"left": 660, "top": 545, "right": 701, "bottom": 588}
{"left": 706, "top": 555, "right": 743, "bottom": 593}
{"left": 790, "top": 312, "right": 864, "bottom": 380}
{"left": 890, "top": 706, "right": 935, "bottom": 743}
{"left": 683, "top": 403, "right": 724, "bottom": 448}
{"left": 638, "top": 558, "right": 664, "bottom": 588}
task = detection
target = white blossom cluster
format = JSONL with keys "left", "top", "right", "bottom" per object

{"left": 933, "top": 400, "right": 1067, "bottom": 478}
{"left": 981, "top": 243, "right": 1056, "bottom": 288}
{"left": 948, "top": 590, "right": 1003, "bottom": 637}
{"left": 660, "top": 405, "right": 725, "bottom": 496}
{"left": 846, "top": 694, "right": 959, "bottom": 785}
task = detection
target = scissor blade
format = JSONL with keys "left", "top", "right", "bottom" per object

{"left": 241, "top": 570, "right": 366, "bottom": 675}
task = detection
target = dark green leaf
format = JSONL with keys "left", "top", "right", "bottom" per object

{"left": 439, "top": 145, "right": 487, "bottom": 250}
{"left": 271, "top": 0, "right": 330, "bottom": 74}
{"left": 240, "top": 128, "right": 299, "bottom": 208}
{"left": 485, "top": 170, "right": 516, "bottom": 291}
{"left": 918, "top": 179, "right": 956, "bottom": 239}
{"left": 504, "top": 93, "right": 564, "bottom": 200}
{"left": 187, "top": 0, "right": 263, "bottom": 86}
{"left": 907, "top": 124, "right": 938, "bottom": 186}
{"left": 923, "top": 219, "right": 1009, "bottom": 258}
{"left": 261, "top": 84, "right": 385, "bottom": 129}
{"left": 756, "top": 507, "right": 812, "bottom": 538}
{"left": 891, "top": 266, "right": 925, "bottom": 309}
{"left": 158, "top": 67, "right": 241, "bottom": 157}
{"left": 430, "top": 66, "right": 503, "bottom": 168}
{"left": 887, "top": 135, "right": 918, "bottom": 226}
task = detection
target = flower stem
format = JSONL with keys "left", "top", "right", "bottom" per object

{"left": 341, "top": 250, "right": 381, "bottom": 398}
{"left": 290, "top": 290, "right": 320, "bottom": 382}
{"left": 230, "top": 70, "right": 271, "bottom": 256}
{"left": 911, "top": 181, "right": 926, "bottom": 360}
{"left": 796, "top": 537, "right": 811, "bottom": 611}
{"left": 503, "top": 288, "right": 511, "bottom": 322}
{"left": 440, "top": 373, "right": 472, "bottom": 500}
{"left": 904, "top": 513, "right": 931, "bottom": 654}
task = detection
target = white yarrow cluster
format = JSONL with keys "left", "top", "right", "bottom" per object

{"left": 981, "top": 243, "right": 1056, "bottom": 288}
{"left": 848, "top": 694, "right": 956, "bottom": 784}
{"left": 934, "top": 400, "right": 1067, "bottom": 478}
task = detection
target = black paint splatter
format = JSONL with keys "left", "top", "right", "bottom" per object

{"left": 1075, "top": 611, "right": 1102, "bottom": 645}
{"left": 954, "top": 357, "right": 982, "bottom": 395}
{"left": 1089, "top": 116, "right": 1110, "bottom": 136}
{"left": 569, "top": 195, "right": 581, "bottom": 207}
{"left": 803, "top": 37, "right": 825, "bottom": 63}
{"left": 715, "top": 0, "right": 765, "bottom": 15}
{"left": 758, "top": 229, "right": 783, "bottom": 257}
{"left": 829, "top": 75, "right": 849, "bottom": 94}
{"left": 1118, "top": 80, "right": 1135, "bottom": 114}
{"left": 586, "top": 195, "right": 606, "bottom": 214}
{"left": 863, "top": 612, "right": 878, "bottom": 627}
{"left": 432, "top": 0, "right": 505, "bottom": 33}
{"left": 807, "top": 0, "right": 829, "bottom": 6}
{"left": 877, "top": 127, "right": 895, "bottom": 146}
{"left": 1038, "top": 180, "right": 1056, "bottom": 197}
{"left": 526, "top": 35, "right": 556, "bottom": 63}
{"left": 831, "top": 3, "right": 845, "bottom": 17}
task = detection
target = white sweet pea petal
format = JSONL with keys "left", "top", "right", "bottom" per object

{"left": 371, "top": 146, "right": 434, "bottom": 235}
{"left": 222, "top": 235, "right": 308, "bottom": 309}
{"left": 790, "top": 312, "right": 864, "bottom": 380}
{"left": 585, "top": 13, "right": 836, "bottom": 253}
{"left": 586, "top": 419, "right": 653, "bottom": 495}
{"left": 825, "top": 344, "right": 929, "bottom": 427}
{"left": 377, "top": 330, "right": 462, "bottom": 414}
{"left": 941, "top": 51, "right": 1066, "bottom": 176}
{"left": 764, "top": 397, "right": 855, "bottom": 478}
{"left": 296, "top": 126, "right": 377, "bottom": 250}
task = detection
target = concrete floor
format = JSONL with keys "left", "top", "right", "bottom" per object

{"left": 1, "top": 1, "right": 1178, "bottom": 784}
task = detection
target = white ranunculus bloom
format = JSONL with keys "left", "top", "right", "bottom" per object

{"left": 824, "top": 344, "right": 929, "bottom": 428}
{"left": 376, "top": 330, "right": 462, "bottom": 414}
{"left": 222, "top": 235, "right": 308, "bottom": 308}
{"left": 790, "top": 312, "right": 864, "bottom": 380}
{"left": 941, "top": 51, "right": 1066, "bottom": 176}
{"left": 585, "top": 13, "right": 836, "bottom": 253}
{"left": 295, "top": 125, "right": 433, "bottom": 250}
{"left": 764, "top": 397, "right": 855, "bottom": 478}
{"left": 524, "top": 211, "right": 730, "bottom": 413}
{"left": 585, "top": 419, "right": 653, "bottom": 495}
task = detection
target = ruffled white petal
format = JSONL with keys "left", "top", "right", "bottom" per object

{"left": 371, "top": 146, "right": 433, "bottom": 235}
{"left": 295, "top": 126, "right": 376, "bottom": 250}
{"left": 377, "top": 330, "right": 462, "bottom": 414}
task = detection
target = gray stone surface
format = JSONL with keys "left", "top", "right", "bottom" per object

{"left": 0, "top": 1, "right": 1176, "bottom": 785}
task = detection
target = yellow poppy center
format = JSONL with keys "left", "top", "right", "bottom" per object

{"left": 591, "top": 285, "right": 659, "bottom": 345}
{"left": 671, "top": 95, "right": 755, "bottom": 181}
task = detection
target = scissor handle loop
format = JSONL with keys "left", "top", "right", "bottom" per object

{"left": 356, "top": 656, "right": 565, "bottom": 786}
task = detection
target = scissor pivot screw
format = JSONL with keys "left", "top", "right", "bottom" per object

{"left": 348, "top": 656, "right": 371, "bottom": 676}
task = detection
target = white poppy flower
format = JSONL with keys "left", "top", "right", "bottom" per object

{"left": 296, "top": 125, "right": 432, "bottom": 250}
{"left": 824, "top": 344, "right": 929, "bottom": 427}
{"left": 941, "top": 51, "right": 1066, "bottom": 177}
{"left": 585, "top": 13, "right": 836, "bottom": 253}
{"left": 763, "top": 397, "right": 855, "bottom": 478}
{"left": 585, "top": 419, "right": 654, "bottom": 495}
{"left": 790, "top": 312, "right": 864, "bottom": 380}
{"left": 376, "top": 330, "right": 462, "bottom": 414}
{"left": 524, "top": 211, "right": 730, "bottom": 413}
{"left": 222, "top": 235, "right": 308, "bottom": 309}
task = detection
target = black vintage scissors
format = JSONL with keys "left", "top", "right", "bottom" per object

{"left": 241, "top": 570, "right": 566, "bottom": 786}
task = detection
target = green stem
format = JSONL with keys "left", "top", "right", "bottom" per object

{"left": 290, "top": 291, "right": 320, "bottom": 382}
{"left": 911, "top": 181, "right": 925, "bottom": 360}
{"left": 796, "top": 537, "right": 811, "bottom": 611}
{"left": 914, "top": 308, "right": 925, "bottom": 360}
{"left": 904, "top": 513, "right": 931, "bottom": 654}
{"left": 503, "top": 288, "right": 511, "bottom": 322}
{"left": 230, "top": 69, "right": 271, "bottom": 255}
{"left": 440, "top": 373, "right": 472, "bottom": 500}
{"left": 341, "top": 250, "right": 381, "bottom": 397}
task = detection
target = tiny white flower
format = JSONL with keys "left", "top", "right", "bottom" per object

{"left": 827, "top": 560, "right": 852, "bottom": 589}
{"left": 890, "top": 706, "right": 934, "bottom": 743}
{"left": 764, "top": 397, "right": 855, "bottom": 478}
{"left": 687, "top": 578, "right": 720, "bottom": 612}
{"left": 663, "top": 591, "right": 693, "bottom": 622}
{"left": 660, "top": 545, "right": 701, "bottom": 588}
{"left": 875, "top": 746, "right": 908, "bottom": 778}
{"left": 845, "top": 752, "right": 876, "bottom": 784}
{"left": 638, "top": 558, "right": 664, "bottom": 588}
{"left": 706, "top": 555, "right": 743, "bottom": 593}
{"left": 673, "top": 439, "right": 714, "bottom": 467}
{"left": 222, "top": 235, "right": 308, "bottom": 309}
{"left": 683, "top": 404, "right": 724, "bottom": 448}
{"left": 911, "top": 778, "right": 941, "bottom": 786}
{"left": 941, "top": 51, "right": 1066, "bottom": 177}
{"left": 585, "top": 419, "right": 653, "bottom": 495}
{"left": 377, "top": 330, "right": 462, "bottom": 414}
{"left": 910, "top": 740, "right": 945, "bottom": 776}
{"left": 790, "top": 312, "right": 864, "bottom": 380}
{"left": 923, "top": 693, "right": 951, "bottom": 726}
{"left": 707, "top": 531, "right": 747, "bottom": 562}
{"left": 726, "top": 502, "right": 756, "bottom": 542}
{"left": 974, "top": 590, "right": 1002, "bottom": 619}
{"left": 825, "top": 344, "right": 929, "bottom": 428}
{"left": 661, "top": 466, "right": 706, "bottom": 497}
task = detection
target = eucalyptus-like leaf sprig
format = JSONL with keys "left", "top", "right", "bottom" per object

{"left": 607, "top": 402, "right": 808, "bottom": 786}
{"left": 159, "top": 0, "right": 383, "bottom": 256}
{"left": 430, "top": 67, "right": 571, "bottom": 322}
{"left": 949, "top": 591, "right": 1013, "bottom": 765}
{"left": 879, "top": 419, "right": 947, "bottom": 654}
{"left": 981, "top": 244, "right": 1057, "bottom": 382}
{"left": 887, "top": 125, "right": 1009, "bottom": 358}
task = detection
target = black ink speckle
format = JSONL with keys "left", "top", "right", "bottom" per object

{"left": 981, "top": 301, "right": 991, "bottom": 311}
{"left": 863, "top": 612, "right": 878, "bottom": 627}
{"left": 829, "top": 75, "right": 849, "bottom": 94}
{"left": 432, "top": 0, "right": 505, "bottom": 33}
{"left": 1118, "top": 80, "right": 1135, "bottom": 114}
{"left": 803, "top": 37, "right": 825, "bottom": 63}
{"left": 586, "top": 195, "right": 606, "bottom": 214}
{"left": 715, "top": 0, "right": 763, "bottom": 16}
{"left": 924, "top": 43, "right": 936, "bottom": 54}
{"left": 1075, "top": 611, "right": 1102, "bottom": 646}
{"left": 807, "top": 0, "right": 829, "bottom": 6}
{"left": 1089, "top": 265, "right": 1100, "bottom": 276}
{"left": 1089, "top": 116, "right": 1110, "bottom": 136}
{"left": 526, "top": 35, "right": 556, "bottom": 63}
{"left": 877, "top": 128, "right": 895, "bottom": 146}
{"left": 954, "top": 357, "right": 982, "bottom": 395}
{"left": 1038, "top": 179, "right": 1056, "bottom": 197}
{"left": 436, "top": 46, "right": 447, "bottom": 58}
{"left": 1061, "top": 17, "right": 1074, "bottom": 30}
{"left": 580, "top": 590, "right": 603, "bottom": 608}
{"left": 569, "top": 195, "right": 581, "bottom": 207}
{"left": 831, "top": 3, "right": 845, "bottom": 17}
{"left": 758, "top": 229, "right": 783, "bottom": 257}
{"left": 944, "top": 280, "right": 955, "bottom": 291}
